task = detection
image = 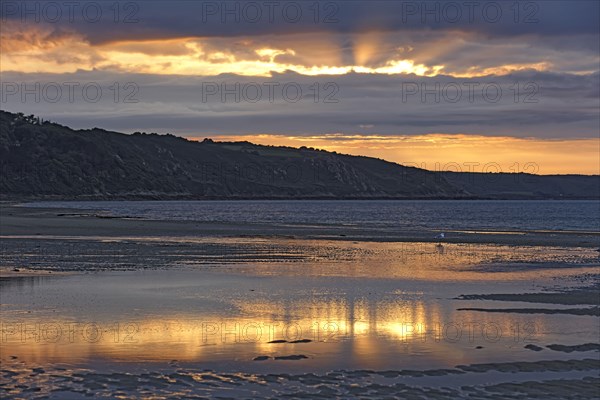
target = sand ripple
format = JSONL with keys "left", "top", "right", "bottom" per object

{"left": 2, "top": 358, "right": 599, "bottom": 399}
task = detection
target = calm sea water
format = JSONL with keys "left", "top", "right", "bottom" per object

{"left": 22, "top": 200, "right": 600, "bottom": 232}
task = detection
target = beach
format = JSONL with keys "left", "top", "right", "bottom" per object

{"left": 1, "top": 202, "right": 599, "bottom": 399}
{"left": 3, "top": 0, "right": 599, "bottom": 396}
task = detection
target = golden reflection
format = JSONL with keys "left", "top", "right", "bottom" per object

{"left": 225, "top": 241, "right": 599, "bottom": 281}
{"left": 0, "top": 241, "right": 593, "bottom": 368}
{"left": 2, "top": 292, "right": 555, "bottom": 367}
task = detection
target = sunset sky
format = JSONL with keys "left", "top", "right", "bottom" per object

{"left": 1, "top": 0, "right": 599, "bottom": 174}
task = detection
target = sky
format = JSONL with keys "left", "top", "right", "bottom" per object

{"left": 1, "top": 0, "right": 599, "bottom": 174}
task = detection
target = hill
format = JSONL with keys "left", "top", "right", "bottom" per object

{"left": 1, "top": 110, "right": 598, "bottom": 200}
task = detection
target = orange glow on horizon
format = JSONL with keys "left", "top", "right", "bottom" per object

{"left": 187, "top": 134, "right": 600, "bottom": 175}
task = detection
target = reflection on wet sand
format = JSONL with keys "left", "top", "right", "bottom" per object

{"left": 1, "top": 240, "right": 597, "bottom": 373}
{"left": 2, "top": 239, "right": 597, "bottom": 281}
{"left": 2, "top": 291, "right": 556, "bottom": 370}
{"left": 2, "top": 203, "right": 599, "bottom": 397}
{"left": 224, "top": 241, "right": 599, "bottom": 281}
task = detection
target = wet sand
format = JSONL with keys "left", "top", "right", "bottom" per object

{"left": 2, "top": 357, "right": 599, "bottom": 399}
{"left": 457, "top": 288, "right": 600, "bottom": 305}
{"left": 1, "top": 203, "right": 599, "bottom": 399}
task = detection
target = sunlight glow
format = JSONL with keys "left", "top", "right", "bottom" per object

{"left": 0, "top": 24, "right": 548, "bottom": 78}
{"left": 197, "top": 134, "right": 600, "bottom": 175}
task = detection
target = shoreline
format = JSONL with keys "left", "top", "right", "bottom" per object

{"left": 2, "top": 204, "right": 599, "bottom": 248}
{"left": 2, "top": 202, "right": 598, "bottom": 398}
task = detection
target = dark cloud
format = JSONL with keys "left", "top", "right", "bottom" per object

{"left": 2, "top": 1, "right": 598, "bottom": 44}
{"left": 1, "top": 1, "right": 597, "bottom": 142}
{"left": 2, "top": 70, "right": 597, "bottom": 139}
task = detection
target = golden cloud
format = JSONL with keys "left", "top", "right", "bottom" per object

{"left": 1, "top": 25, "right": 556, "bottom": 77}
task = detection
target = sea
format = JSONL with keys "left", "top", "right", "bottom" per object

{"left": 22, "top": 200, "right": 600, "bottom": 232}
